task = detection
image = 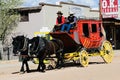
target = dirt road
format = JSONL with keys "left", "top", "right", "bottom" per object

{"left": 0, "top": 50, "right": 120, "bottom": 80}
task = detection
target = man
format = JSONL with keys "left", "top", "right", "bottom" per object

{"left": 53, "top": 11, "right": 65, "bottom": 32}
{"left": 61, "top": 12, "right": 77, "bottom": 32}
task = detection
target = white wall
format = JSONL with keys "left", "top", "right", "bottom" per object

{"left": 61, "top": 3, "right": 99, "bottom": 18}
{"left": 14, "top": 10, "right": 44, "bottom": 38}
{"left": 89, "top": 11, "right": 99, "bottom": 18}
{"left": 42, "top": 5, "right": 61, "bottom": 30}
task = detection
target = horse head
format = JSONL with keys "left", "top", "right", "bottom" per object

{"left": 12, "top": 35, "right": 29, "bottom": 55}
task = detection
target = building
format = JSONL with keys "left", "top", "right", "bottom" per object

{"left": 102, "top": 6, "right": 120, "bottom": 49}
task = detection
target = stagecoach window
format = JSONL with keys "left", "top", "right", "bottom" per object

{"left": 92, "top": 24, "right": 97, "bottom": 32}
{"left": 83, "top": 23, "right": 89, "bottom": 37}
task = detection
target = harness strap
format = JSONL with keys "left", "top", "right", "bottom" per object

{"left": 31, "top": 37, "right": 45, "bottom": 53}
{"left": 20, "top": 55, "right": 29, "bottom": 57}
{"left": 20, "top": 38, "right": 28, "bottom": 51}
{"left": 31, "top": 37, "right": 41, "bottom": 53}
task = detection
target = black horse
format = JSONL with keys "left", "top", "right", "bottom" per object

{"left": 29, "top": 36, "right": 64, "bottom": 72}
{"left": 12, "top": 35, "right": 30, "bottom": 73}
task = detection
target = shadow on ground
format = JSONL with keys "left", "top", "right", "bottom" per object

{"left": 12, "top": 61, "right": 105, "bottom": 74}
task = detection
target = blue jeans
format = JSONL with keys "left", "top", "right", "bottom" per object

{"left": 61, "top": 24, "right": 73, "bottom": 32}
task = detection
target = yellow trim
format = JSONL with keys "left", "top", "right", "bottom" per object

{"left": 33, "top": 58, "right": 51, "bottom": 64}
{"left": 64, "top": 52, "right": 79, "bottom": 60}
{"left": 34, "top": 32, "right": 49, "bottom": 35}
{"left": 88, "top": 53, "right": 100, "bottom": 56}
{"left": 34, "top": 32, "right": 52, "bottom": 40}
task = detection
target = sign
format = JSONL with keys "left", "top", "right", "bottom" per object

{"left": 101, "top": 0, "right": 118, "bottom": 18}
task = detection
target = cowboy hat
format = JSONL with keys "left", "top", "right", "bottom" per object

{"left": 57, "top": 11, "right": 63, "bottom": 15}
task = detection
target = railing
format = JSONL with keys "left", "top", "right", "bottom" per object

{"left": 0, "top": 46, "right": 18, "bottom": 60}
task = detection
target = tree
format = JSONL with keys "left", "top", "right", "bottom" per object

{"left": 0, "top": 0, "right": 23, "bottom": 44}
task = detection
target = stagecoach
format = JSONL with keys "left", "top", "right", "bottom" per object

{"left": 12, "top": 18, "right": 114, "bottom": 73}
{"left": 33, "top": 19, "right": 114, "bottom": 68}
{"left": 49, "top": 19, "right": 114, "bottom": 67}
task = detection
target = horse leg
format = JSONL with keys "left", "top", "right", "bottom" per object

{"left": 56, "top": 52, "right": 62, "bottom": 69}
{"left": 37, "top": 59, "right": 46, "bottom": 72}
{"left": 37, "top": 57, "right": 41, "bottom": 71}
{"left": 20, "top": 60, "right": 25, "bottom": 73}
{"left": 61, "top": 51, "right": 64, "bottom": 67}
{"left": 40, "top": 60, "right": 46, "bottom": 72}
{"left": 37, "top": 62, "right": 40, "bottom": 72}
{"left": 25, "top": 60, "right": 30, "bottom": 73}
{"left": 57, "top": 51, "right": 65, "bottom": 68}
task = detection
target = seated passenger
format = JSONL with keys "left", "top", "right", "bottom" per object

{"left": 61, "top": 12, "right": 77, "bottom": 32}
{"left": 53, "top": 11, "right": 65, "bottom": 32}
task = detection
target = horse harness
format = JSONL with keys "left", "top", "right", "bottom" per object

{"left": 20, "top": 38, "right": 28, "bottom": 52}
{"left": 31, "top": 37, "right": 46, "bottom": 53}
{"left": 15, "top": 37, "right": 29, "bottom": 57}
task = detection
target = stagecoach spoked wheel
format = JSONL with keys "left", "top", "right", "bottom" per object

{"left": 79, "top": 50, "right": 89, "bottom": 67}
{"left": 101, "top": 40, "right": 114, "bottom": 63}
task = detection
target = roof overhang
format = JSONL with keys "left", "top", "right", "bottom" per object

{"left": 102, "top": 18, "right": 120, "bottom": 25}
{"left": 15, "top": 6, "right": 42, "bottom": 12}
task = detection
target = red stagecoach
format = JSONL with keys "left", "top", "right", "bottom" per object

{"left": 49, "top": 19, "right": 113, "bottom": 67}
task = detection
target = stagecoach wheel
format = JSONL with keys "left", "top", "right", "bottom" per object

{"left": 101, "top": 40, "right": 114, "bottom": 63}
{"left": 79, "top": 50, "right": 89, "bottom": 67}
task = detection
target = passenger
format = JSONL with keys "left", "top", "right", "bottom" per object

{"left": 61, "top": 12, "right": 77, "bottom": 32}
{"left": 53, "top": 11, "right": 65, "bottom": 32}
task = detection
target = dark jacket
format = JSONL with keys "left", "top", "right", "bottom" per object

{"left": 56, "top": 16, "right": 65, "bottom": 25}
{"left": 67, "top": 16, "right": 77, "bottom": 26}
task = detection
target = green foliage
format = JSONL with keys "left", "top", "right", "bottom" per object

{"left": 0, "top": 0, "right": 24, "bottom": 43}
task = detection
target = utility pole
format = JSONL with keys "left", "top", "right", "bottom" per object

{"left": 0, "top": 0, "right": 2, "bottom": 28}
{"left": 99, "top": 0, "right": 102, "bottom": 20}
{"left": 7, "top": 47, "right": 10, "bottom": 60}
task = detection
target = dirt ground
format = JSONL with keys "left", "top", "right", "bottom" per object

{"left": 0, "top": 50, "right": 120, "bottom": 80}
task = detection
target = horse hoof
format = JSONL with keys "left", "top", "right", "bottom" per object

{"left": 37, "top": 69, "right": 45, "bottom": 72}
{"left": 41, "top": 70, "right": 45, "bottom": 73}
{"left": 37, "top": 69, "right": 40, "bottom": 71}
{"left": 26, "top": 70, "right": 30, "bottom": 73}
{"left": 56, "top": 66, "right": 62, "bottom": 69}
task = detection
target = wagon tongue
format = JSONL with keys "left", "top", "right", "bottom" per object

{"left": 49, "top": 32, "right": 79, "bottom": 53}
